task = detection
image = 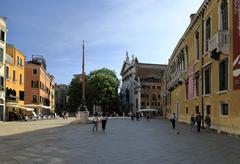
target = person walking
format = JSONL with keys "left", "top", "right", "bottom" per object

{"left": 205, "top": 114, "right": 211, "bottom": 132}
{"left": 190, "top": 114, "right": 195, "bottom": 131}
{"left": 136, "top": 112, "right": 140, "bottom": 121}
{"left": 146, "top": 112, "right": 150, "bottom": 122}
{"left": 131, "top": 113, "right": 135, "bottom": 120}
{"left": 92, "top": 112, "right": 99, "bottom": 132}
{"left": 101, "top": 112, "right": 108, "bottom": 131}
{"left": 170, "top": 113, "right": 176, "bottom": 129}
{"left": 195, "top": 112, "right": 202, "bottom": 132}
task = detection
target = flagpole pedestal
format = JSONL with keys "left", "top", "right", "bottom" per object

{"left": 72, "top": 110, "right": 90, "bottom": 124}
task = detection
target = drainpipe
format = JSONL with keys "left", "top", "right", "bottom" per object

{"left": 201, "top": 10, "right": 205, "bottom": 128}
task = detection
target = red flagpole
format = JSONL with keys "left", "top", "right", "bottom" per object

{"left": 82, "top": 40, "right": 85, "bottom": 81}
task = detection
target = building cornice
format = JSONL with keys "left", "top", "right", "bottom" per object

{"left": 169, "top": 0, "right": 211, "bottom": 62}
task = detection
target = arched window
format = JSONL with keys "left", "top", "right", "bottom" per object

{"left": 220, "top": 0, "right": 228, "bottom": 30}
{"left": 205, "top": 17, "right": 211, "bottom": 52}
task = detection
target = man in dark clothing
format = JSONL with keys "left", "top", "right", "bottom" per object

{"left": 195, "top": 112, "right": 202, "bottom": 132}
{"left": 205, "top": 115, "right": 211, "bottom": 132}
{"left": 171, "top": 113, "right": 176, "bottom": 129}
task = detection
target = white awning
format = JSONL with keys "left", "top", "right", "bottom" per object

{"left": 7, "top": 104, "right": 34, "bottom": 111}
{"left": 24, "top": 104, "right": 50, "bottom": 109}
{"left": 139, "top": 108, "right": 158, "bottom": 112}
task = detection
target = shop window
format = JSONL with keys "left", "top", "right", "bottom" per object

{"left": 19, "top": 91, "right": 24, "bottom": 101}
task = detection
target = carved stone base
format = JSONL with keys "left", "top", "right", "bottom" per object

{"left": 72, "top": 111, "right": 90, "bottom": 124}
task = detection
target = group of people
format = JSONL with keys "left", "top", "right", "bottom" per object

{"left": 170, "top": 112, "right": 211, "bottom": 132}
{"left": 92, "top": 112, "right": 108, "bottom": 132}
{"left": 190, "top": 113, "right": 211, "bottom": 132}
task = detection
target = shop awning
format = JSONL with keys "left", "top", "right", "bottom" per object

{"left": 7, "top": 104, "right": 34, "bottom": 111}
{"left": 24, "top": 104, "right": 50, "bottom": 109}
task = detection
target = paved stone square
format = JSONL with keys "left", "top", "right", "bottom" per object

{"left": 1, "top": 118, "right": 240, "bottom": 164}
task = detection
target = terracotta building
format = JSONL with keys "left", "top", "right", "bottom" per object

{"left": 120, "top": 52, "right": 166, "bottom": 114}
{"left": 24, "top": 55, "right": 55, "bottom": 115}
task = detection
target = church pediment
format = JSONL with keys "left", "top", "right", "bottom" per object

{"left": 120, "top": 61, "right": 131, "bottom": 75}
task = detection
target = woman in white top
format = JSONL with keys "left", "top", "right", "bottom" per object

{"left": 92, "top": 112, "right": 99, "bottom": 132}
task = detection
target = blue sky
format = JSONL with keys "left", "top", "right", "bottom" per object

{"left": 1, "top": 0, "right": 203, "bottom": 84}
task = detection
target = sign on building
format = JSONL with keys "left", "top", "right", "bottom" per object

{"left": 233, "top": 0, "right": 240, "bottom": 90}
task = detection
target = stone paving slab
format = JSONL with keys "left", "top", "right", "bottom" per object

{"left": 0, "top": 118, "right": 240, "bottom": 164}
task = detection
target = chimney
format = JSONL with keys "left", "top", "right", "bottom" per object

{"left": 190, "top": 13, "right": 195, "bottom": 22}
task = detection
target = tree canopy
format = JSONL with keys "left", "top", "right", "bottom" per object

{"left": 67, "top": 76, "right": 82, "bottom": 112}
{"left": 86, "top": 68, "right": 120, "bottom": 112}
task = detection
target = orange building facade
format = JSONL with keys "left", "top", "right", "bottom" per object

{"left": 24, "top": 56, "right": 54, "bottom": 115}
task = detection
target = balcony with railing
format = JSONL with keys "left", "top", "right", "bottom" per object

{"left": 208, "top": 30, "right": 229, "bottom": 60}
{"left": 167, "top": 71, "right": 185, "bottom": 91}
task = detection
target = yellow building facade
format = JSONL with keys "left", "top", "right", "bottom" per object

{"left": 164, "top": 0, "right": 240, "bottom": 134}
{"left": 0, "top": 17, "right": 7, "bottom": 121}
{"left": 6, "top": 44, "right": 26, "bottom": 119}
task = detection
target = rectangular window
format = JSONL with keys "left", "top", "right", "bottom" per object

{"left": 204, "top": 65, "right": 211, "bottom": 94}
{"left": 205, "top": 17, "right": 211, "bottom": 52}
{"left": 195, "top": 32, "right": 200, "bottom": 60}
{"left": 152, "top": 94, "right": 156, "bottom": 100}
{"left": 152, "top": 86, "right": 155, "bottom": 89}
{"left": 31, "top": 80, "right": 39, "bottom": 88}
{"left": 158, "top": 102, "right": 160, "bottom": 106}
{"left": 141, "top": 94, "right": 145, "bottom": 98}
{"left": 206, "top": 105, "right": 211, "bottom": 115}
{"left": 0, "top": 30, "right": 5, "bottom": 42}
{"left": 33, "top": 69, "right": 37, "bottom": 74}
{"left": 151, "top": 102, "right": 154, "bottom": 106}
{"left": 158, "top": 94, "right": 160, "bottom": 99}
{"left": 141, "top": 102, "right": 145, "bottom": 106}
{"left": 155, "top": 102, "right": 157, "bottom": 106}
{"left": 136, "top": 98, "right": 138, "bottom": 109}
{"left": 194, "top": 72, "right": 200, "bottom": 96}
{"left": 0, "top": 48, "right": 3, "bottom": 63}
{"left": 186, "top": 107, "right": 188, "bottom": 114}
{"left": 6, "top": 66, "right": 9, "bottom": 79}
{"left": 146, "top": 94, "right": 149, "bottom": 98}
{"left": 17, "top": 56, "right": 19, "bottom": 66}
{"left": 19, "top": 91, "right": 24, "bottom": 101}
{"left": 32, "top": 95, "right": 38, "bottom": 103}
{"left": 185, "top": 80, "right": 189, "bottom": 99}
{"left": 13, "top": 70, "right": 16, "bottom": 82}
{"left": 20, "top": 74, "right": 22, "bottom": 85}
{"left": 147, "top": 102, "right": 149, "bottom": 106}
{"left": 0, "top": 76, "right": 3, "bottom": 91}
{"left": 220, "top": 103, "right": 228, "bottom": 116}
{"left": 219, "top": 59, "right": 228, "bottom": 91}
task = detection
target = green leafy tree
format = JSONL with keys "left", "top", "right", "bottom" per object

{"left": 86, "top": 68, "right": 120, "bottom": 113}
{"left": 67, "top": 76, "right": 82, "bottom": 113}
